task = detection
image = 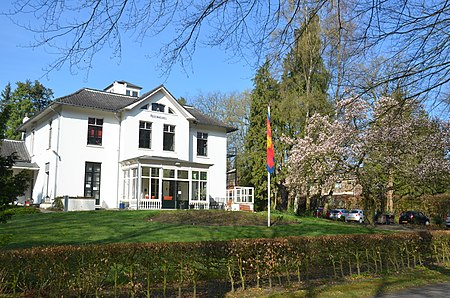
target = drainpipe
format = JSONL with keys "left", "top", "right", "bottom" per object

{"left": 49, "top": 106, "right": 61, "bottom": 201}
{"left": 114, "top": 112, "right": 122, "bottom": 209}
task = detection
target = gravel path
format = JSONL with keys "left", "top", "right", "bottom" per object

{"left": 373, "top": 281, "right": 450, "bottom": 298}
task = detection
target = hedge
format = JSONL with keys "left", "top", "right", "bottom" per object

{"left": 0, "top": 231, "right": 449, "bottom": 297}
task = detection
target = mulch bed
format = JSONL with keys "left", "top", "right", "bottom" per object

{"left": 147, "top": 210, "right": 299, "bottom": 226}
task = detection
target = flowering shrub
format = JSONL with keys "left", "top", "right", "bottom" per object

{"left": 0, "top": 231, "right": 448, "bottom": 296}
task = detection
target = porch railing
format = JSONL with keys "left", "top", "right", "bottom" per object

{"left": 139, "top": 199, "right": 161, "bottom": 210}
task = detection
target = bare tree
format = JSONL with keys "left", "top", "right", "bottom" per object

{"left": 5, "top": 0, "right": 450, "bottom": 110}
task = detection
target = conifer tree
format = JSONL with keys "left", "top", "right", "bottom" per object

{"left": 277, "top": 14, "right": 332, "bottom": 211}
{"left": 239, "top": 59, "right": 279, "bottom": 210}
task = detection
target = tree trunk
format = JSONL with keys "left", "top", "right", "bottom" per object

{"left": 386, "top": 173, "right": 394, "bottom": 213}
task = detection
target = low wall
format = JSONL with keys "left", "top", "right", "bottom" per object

{"left": 63, "top": 197, "right": 95, "bottom": 211}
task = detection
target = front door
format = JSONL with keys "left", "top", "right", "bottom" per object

{"left": 162, "top": 180, "right": 176, "bottom": 209}
{"left": 177, "top": 181, "right": 189, "bottom": 209}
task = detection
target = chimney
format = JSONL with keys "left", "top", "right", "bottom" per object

{"left": 104, "top": 81, "right": 142, "bottom": 97}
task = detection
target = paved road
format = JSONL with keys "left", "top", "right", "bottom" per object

{"left": 373, "top": 281, "right": 450, "bottom": 297}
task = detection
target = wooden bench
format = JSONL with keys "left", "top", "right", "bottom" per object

{"left": 239, "top": 204, "right": 251, "bottom": 212}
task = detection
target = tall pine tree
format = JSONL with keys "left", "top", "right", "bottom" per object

{"left": 277, "top": 14, "right": 333, "bottom": 212}
{"left": 239, "top": 59, "right": 279, "bottom": 210}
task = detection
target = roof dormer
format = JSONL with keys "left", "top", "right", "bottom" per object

{"left": 104, "top": 80, "right": 142, "bottom": 97}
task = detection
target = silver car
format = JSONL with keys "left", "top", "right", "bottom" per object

{"left": 446, "top": 212, "right": 450, "bottom": 229}
{"left": 346, "top": 209, "right": 365, "bottom": 223}
{"left": 329, "top": 209, "right": 349, "bottom": 221}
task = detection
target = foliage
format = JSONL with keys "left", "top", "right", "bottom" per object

{"left": 1, "top": 80, "right": 53, "bottom": 140}
{"left": 395, "top": 194, "right": 450, "bottom": 225}
{"left": 51, "top": 197, "right": 64, "bottom": 211}
{"left": 239, "top": 59, "right": 279, "bottom": 210}
{"left": 286, "top": 95, "right": 450, "bottom": 215}
{"left": 0, "top": 103, "right": 30, "bottom": 224}
{"left": 2, "top": 206, "right": 41, "bottom": 217}
{"left": 276, "top": 13, "right": 333, "bottom": 211}
{"left": 0, "top": 231, "right": 448, "bottom": 296}
{"left": 187, "top": 90, "right": 251, "bottom": 174}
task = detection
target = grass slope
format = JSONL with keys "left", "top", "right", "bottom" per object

{"left": 236, "top": 266, "right": 450, "bottom": 298}
{"left": 0, "top": 209, "right": 388, "bottom": 250}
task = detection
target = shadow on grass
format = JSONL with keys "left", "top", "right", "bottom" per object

{"left": 0, "top": 210, "right": 386, "bottom": 250}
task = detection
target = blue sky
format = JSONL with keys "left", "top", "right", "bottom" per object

{"left": 0, "top": 4, "right": 255, "bottom": 101}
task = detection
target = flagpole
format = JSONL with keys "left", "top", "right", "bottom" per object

{"left": 267, "top": 105, "right": 271, "bottom": 227}
{"left": 268, "top": 169, "right": 271, "bottom": 227}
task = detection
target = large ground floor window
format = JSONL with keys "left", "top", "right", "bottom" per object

{"left": 121, "top": 164, "right": 209, "bottom": 209}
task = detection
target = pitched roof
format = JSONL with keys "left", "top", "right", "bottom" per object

{"left": 19, "top": 85, "right": 238, "bottom": 134}
{"left": 56, "top": 88, "right": 139, "bottom": 111}
{"left": 183, "top": 106, "right": 238, "bottom": 133}
{"left": 103, "top": 80, "right": 142, "bottom": 90}
{"left": 1, "top": 139, "right": 31, "bottom": 161}
{"left": 0, "top": 139, "right": 39, "bottom": 169}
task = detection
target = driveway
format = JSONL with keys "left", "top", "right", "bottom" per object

{"left": 373, "top": 281, "right": 450, "bottom": 297}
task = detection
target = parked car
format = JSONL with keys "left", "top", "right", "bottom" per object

{"left": 314, "top": 207, "right": 324, "bottom": 218}
{"left": 399, "top": 211, "right": 430, "bottom": 225}
{"left": 346, "top": 209, "right": 365, "bottom": 223}
{"left": 445, "top": 212, "right": 450, "bottom": 229}
{"left": 329, "top": 209, "right": 349, "bottom": 221}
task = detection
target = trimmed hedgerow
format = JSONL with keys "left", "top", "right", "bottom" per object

{"left": 0, "top": 231, "right": 448, "bottom": 296}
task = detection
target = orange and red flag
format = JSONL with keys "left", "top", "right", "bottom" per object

{"left": 266, "top": 107, "right": 275, "bottom": 174}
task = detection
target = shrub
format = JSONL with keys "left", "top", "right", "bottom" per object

{"left": 3, "top": 206, "right": 41, "bottom": 217}
{"left": 0, "top": 231, "right": 448, "bottom": 296}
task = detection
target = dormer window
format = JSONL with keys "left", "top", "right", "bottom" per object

{"left": 132, "top": 91, "right": 138, "bottom": 97}
{"left": 152, "top": 103, "right": 165, "bottom": 112}
{"left": 126, "top": 90, "right": 131, "bottom": 96}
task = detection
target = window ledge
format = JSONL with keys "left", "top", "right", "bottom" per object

{"left": 87, "top": 144, "right": 104, "bottom": 148}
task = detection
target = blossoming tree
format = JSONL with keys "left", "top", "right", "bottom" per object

{"left": 286, "top": 95, "right": 450, "bottom": 220}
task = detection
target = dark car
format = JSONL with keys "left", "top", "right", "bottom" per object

{"left": 445, "top": 212, "right": 450, "bottom": 229}
{"left": 314, "top": 207, "right": 324, "bottom": 218}
{"left": 399, "top": 211, "right": 430, "bottom": 225}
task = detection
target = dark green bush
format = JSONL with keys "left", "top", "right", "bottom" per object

{"left": 3, "top": 206, "right": 41, "bottom": 216}
{"left": 0, "top": 231, "right": 448, "bottom": 296}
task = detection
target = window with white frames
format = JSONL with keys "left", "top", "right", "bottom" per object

{"left": 163, "top": 124, "right": 175, "bottom": 151}
{"left": 197, "top": 132, "right": 208, "bottom": 156}
{"left": 48, "top": 121, "right": 52, "bottom": 149}
{"left": 30, "top": 130, "right": 35, "bottom": 155}
{"left": 191, "top": 171, "right": 207, "bottom": 201}
{"left": 141, "top": 167, "right": 160, "bottom": 200}
{"left": 152, "top": 103, "right": 165, "bottom": 112}
{"left": 139, "top": 121, "right": 152, "bottom": 149}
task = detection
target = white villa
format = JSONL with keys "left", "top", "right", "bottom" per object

{"left": 11, "top": 81, "right": 239, "bottom": 210}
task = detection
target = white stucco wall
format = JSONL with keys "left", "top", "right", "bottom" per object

{"left": 24, "top": 87, "right": 230, "bottom": 209}
{"left": 120, "top": 91, "right": 191, "bottom": 162}
{"left": 56, "top": 106, "right": 121, "bottom": 208}
{"left": 24, "top": 112, "right": 58, "bottom": 203}
{"left": 190, "top": 124, "right": 228, "bottom": 201}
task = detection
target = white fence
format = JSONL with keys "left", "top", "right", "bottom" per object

{"left": 226, "top": 186, "right": 255, "bottom": 211}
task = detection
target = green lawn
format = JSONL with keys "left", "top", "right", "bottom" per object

{"left": 228, "top": 266, "right": 450, "bottom": 298}
{"left": 0, "top": 209, "right": 387, "bottom": 249}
